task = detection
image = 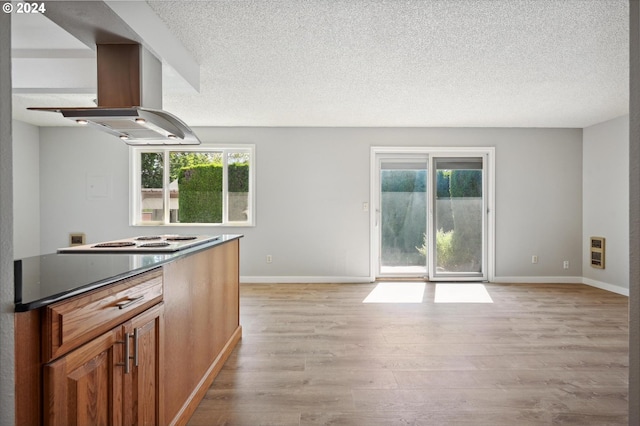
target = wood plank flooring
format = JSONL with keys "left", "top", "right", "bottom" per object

{"left": 187, "top": 282, "right": 629, "bottom": 425}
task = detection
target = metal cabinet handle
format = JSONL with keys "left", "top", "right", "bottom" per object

{"left": 124, "top": 333, "right": 131, "bottom": 374}
{"left": 133, "top": 327, "right": 139, "bottom": 367}
{"left": 116, "top": 295, "right": 144, "bottom": 310}
{"left": 117, "top": 333, "right": 131, "bottom": 374}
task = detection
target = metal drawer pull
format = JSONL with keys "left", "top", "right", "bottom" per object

{"left": 133, "top": 327, "right": 139, "bottom": 367}
{"left": 116, "top": 295, "right": 144, "bottom": 309}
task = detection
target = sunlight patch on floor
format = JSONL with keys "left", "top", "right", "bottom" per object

{"left": 363, "top": 282, "right": 426, "bottom": 303}
{"left": 434, "top": 283, "right": 493, "bottom": 303}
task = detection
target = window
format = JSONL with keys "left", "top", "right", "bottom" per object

{"left": 131, "top": 145, "right": 255, "bottom": 226}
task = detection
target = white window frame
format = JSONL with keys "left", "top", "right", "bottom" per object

{"left": 130, "top": 144, "right": 256, "bottom": 227}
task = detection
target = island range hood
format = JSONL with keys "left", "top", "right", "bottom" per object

{"left": 29, "top": 44, "right": 201, "bottom": 145}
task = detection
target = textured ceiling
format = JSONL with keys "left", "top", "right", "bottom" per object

{"left": 12, "top": 0, "right": 629, "bottom": 128}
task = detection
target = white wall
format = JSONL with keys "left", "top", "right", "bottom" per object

{"left": 583, "top": 115, "right": 629, "bottom": 295}
{"left": 492, "top": 130, "right": 583, "bottom": 281}
{"left": 36, "top": 126, "right": 583, "bottom": 282}
{"left": 12, "top": 120, "right": 40, "bottom": 259}
{"left": 38, "top": 127, "right": 131, "bottom": 251}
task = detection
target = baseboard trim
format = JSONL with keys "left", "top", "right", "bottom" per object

{"left": 240, "top": 276, "right": 373, "bottom": 284}
{"left": 241, "top": 275, "right": 629, "bottom": 296}
{"left": 483, "top": 276, "right": 629, "bottom": 296}
{"left": 581, "top": 278, "right": 629, "bottom": 296}
{"left": 491, "top": 276, "right": 584, "bottom": 284}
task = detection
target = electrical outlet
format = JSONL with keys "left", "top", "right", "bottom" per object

{"left": 69, "top": 233, "right": 86, "bottom": 246}
{"left": 266, "top": 255, "right": 273, "bottom": 264}
{"left": 363, "top": 202, "right": 369, "bottom": 212}
{"left": 531, "top": 255, "right": 538, "bottom": 264}
{"left": 563, "top": 260, "right": 569, "bottom": 269}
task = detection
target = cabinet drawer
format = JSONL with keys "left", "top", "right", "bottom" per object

{"left": 44, "top": 268, "right": 163, "bottom": 361}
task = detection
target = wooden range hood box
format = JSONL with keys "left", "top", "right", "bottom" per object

{"left": 97, "top": 43, "right": 161, "bottom": 109}
{"left": 29, "top": 44, "right": 200, "bottom": 145}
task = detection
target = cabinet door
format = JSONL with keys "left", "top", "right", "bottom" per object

{"left": 44, "top": 327, "right": 125, "bottom": 426}
{"left": 123, "top": 303, "right": 164, "bottom": 426}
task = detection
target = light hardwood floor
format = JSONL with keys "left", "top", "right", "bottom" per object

{"left": 187, "top": 282, "right": 629, "bottom": 425}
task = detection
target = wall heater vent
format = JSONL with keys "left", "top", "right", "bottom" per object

{"left": 590, "top": 236, "right": 605, "bottom": 269}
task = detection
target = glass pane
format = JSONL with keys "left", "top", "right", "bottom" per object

{"left": 435, "top": 158, "right": 483, "bottom": 274}
{"left": 139, "top": 152, "right": 164, "bottom": 223}
{"left": 380, "top": 166, "right": 427, "bottom": 275}
{"left": 170, "top": 152, "right": 223, "bottom": 223}
{"left": 227, "top": 152, "right": 250, "bottom": 222}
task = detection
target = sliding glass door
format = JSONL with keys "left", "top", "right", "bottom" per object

{"left": 373, "top": 148, "right": 491, "bottom": 281}
{"left": 432, "top": 157, "right": 485, "bottom": 279}
{"left": 378, "top": 157, "right": 428, "bottom": 277}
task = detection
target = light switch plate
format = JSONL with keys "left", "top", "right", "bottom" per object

{"left": 86, "top": 174, "right": 111, "bottom": 199}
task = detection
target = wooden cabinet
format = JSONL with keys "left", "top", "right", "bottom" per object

{"left": 44, "top": 303, "right": 164, "bottom": 426}
{"left": 39, "top": 268, "right": 164, "bottom": 426}
{"left": 15, "top": 239, "right": 242, "bottom": 426}
{"left": 43, "top": 269, "right": 163, "bottom": 362}
{"left": 44, "top": 324, "right": 124, "bottom": 426}
{"left": 162, "top": 239, "right": 241, "bottom": 425}
{"left": 124, "top": 305, "right": 164, "bottom": 426}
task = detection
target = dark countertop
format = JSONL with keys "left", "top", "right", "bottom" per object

{"left": 14, "top": 234, "right": 243, "bottom": 312}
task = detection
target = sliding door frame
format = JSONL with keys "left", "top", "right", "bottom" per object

{"left": 370, "top": 146, "right": 495, "bottom": 282}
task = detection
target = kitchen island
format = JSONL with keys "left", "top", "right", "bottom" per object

{"left": 14, "top": 234, "right": 242, "bottom": 426}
